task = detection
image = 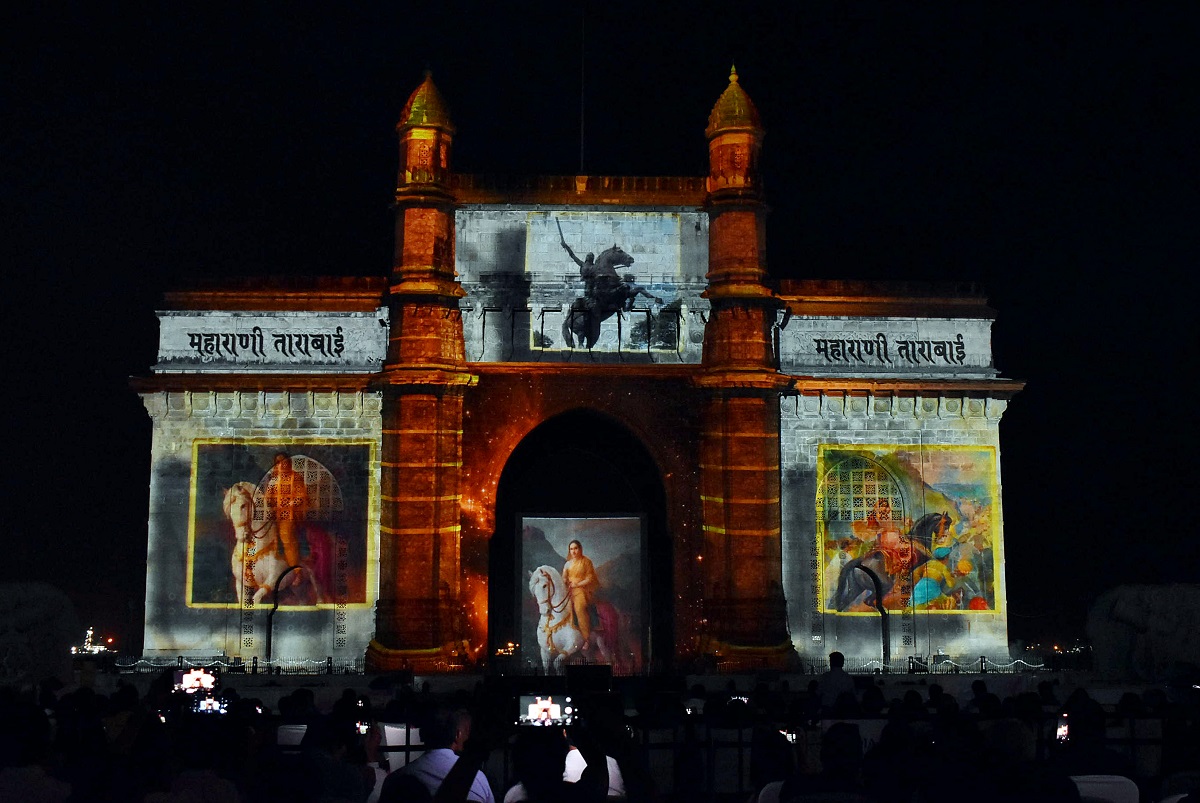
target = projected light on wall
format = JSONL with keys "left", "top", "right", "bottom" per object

{"left": 817, "top": 445, "right": 1000, "bottom": 616}
{"left": 518, "top": 515, "right": 646, "bottom": 675}
{"left": 456, "top": 209, "right": 709, "bottom": 362}
{"left": 186, "top": 442, "right": 373, "bottom": 609}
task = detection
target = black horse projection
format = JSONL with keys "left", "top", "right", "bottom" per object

{"left": 558, "top": 218, "right": 662, "bottom": 349}
{"left": 831, "top": 511, "right": 954, "bottom": 612}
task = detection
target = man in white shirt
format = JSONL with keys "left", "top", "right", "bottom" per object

{"left": 392, "top": 707, "right": 495, "bottom": 803}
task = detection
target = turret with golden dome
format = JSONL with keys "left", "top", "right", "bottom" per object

{"left": 387, "top": 70, "right": 462, "bottom": 304}
{"left": 702, "top": 66, "right": 773, "bottom": 303}
{"left": 396, "top": 71, "right": 455, "bottom": 190}
{"left": 706, "top": 65, "right": 762, "bottom": 136}
{"left": 705, "top": 66, "right": 764, "bottom": 198}
{"left": 696, "top": 67, "right": 793, "bottom": 669}
{"left": 371, "top": 71, "right": 474, "bottom": 674}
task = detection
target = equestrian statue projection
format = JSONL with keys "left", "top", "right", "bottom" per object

{"left": 558, "top": 217, "right": 662, "bottom": 349}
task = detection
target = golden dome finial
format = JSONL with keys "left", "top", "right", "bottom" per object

{"left": 398, "top": 71, "right": 455, "bottom": 134}
{"left": 706, "top": 66, "right": 760, "bottom": 139}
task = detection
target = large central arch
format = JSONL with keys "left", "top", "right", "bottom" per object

{"left": 489, "top": 409, "right": 673, "bottom": 671}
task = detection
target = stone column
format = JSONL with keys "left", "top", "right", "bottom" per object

{"left": 696, "top": 68, "right": 794, "bottom": 669}
{"left": 368, "top": 73, "right": 476, "bottom": 673}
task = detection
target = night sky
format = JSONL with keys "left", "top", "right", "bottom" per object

{"left": 7, "top": 4, "right": 1195, "bottom": 652}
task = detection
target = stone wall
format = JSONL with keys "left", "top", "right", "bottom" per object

{"left": 780, "top": 391, "right": 1012, "bottom": 661}
{"left": 456, "top": 207, "right": 710, "bottom": 362}
{"left": 140, "top": 389, "right": 382, "bottom": 661}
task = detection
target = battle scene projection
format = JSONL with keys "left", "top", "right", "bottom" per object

{"left": 456, "top": 209, "right": 709, "bottom": 361}
{"left": 186, "top": 442, "right": 373, "bottom": 609}
{"left": 519, "top": 516, "right": 646, "bottom": 675}
{"left": 817, "top": 446, "right": 1000, "bottom": 616}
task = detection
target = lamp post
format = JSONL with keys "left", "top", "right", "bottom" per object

{"left": 854, "top": 564, "right": 891, "bottom": 669}
{"left": 264, "top": 566, "right": 303, "bottom": 664}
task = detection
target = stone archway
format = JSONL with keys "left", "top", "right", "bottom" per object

{"left": 488, "top": 408, "right": 672, "bottom": 671}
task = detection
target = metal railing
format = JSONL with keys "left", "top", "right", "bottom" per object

{"left": 110, "top": 653, "right": 1050, "bottom": 677}
{"left": 791, "top": 655, "right": 1047, "bottom": 675}
{"left": 113, "top": 656, "right": 365, "bottom": 675}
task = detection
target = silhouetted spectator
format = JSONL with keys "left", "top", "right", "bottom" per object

{"left": 0, "top": 689, "right": 71, "bottom": 802}
{"left": 684, "top": 684, "right": 706, "bottom": 717}
{"left": 863, "top": 720, "right": 922, "bottom": 801}
{"left": 1050, "top": 688, "right": 1136, "bottom": 781}
{"left": 896, "top": 689, "right": 927, "bottom": 720}
{"left": 979, "top": 717, "right": 1080, "bottom": 802}
{"left": 750, "top": 724, "right": 795, "bottom": 792}
{"left": 379, "top": 772, "right": 433, "bottom": 802}
{"left": 504, "top": 724, "right": 606, "bottom": 802}
{"left": 782, "top": 721, "right": 866, "bottom": 801}
{"left": 300, "top": 714, "right": 376, "bottom": 802}
{"left": 817, "top": 651, "right": 856, "bottom": 713}
{"left": 966, "top": 679, "right": 1002, "bottom": 718}
{"left": 395, "top": 707, "right": 494, "bottom": 802}
{"left": 860, "top": 683, "right": 887, "bottom": 716}
{"left": 1116, "top": 691, "right": 1145, "bottom": 717}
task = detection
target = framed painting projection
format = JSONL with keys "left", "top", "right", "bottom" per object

{"left": 186, "top": 441, "right": 374, "bottom": 609}
{"left": 817, "top": 445, "right": 1001, "bottom": 616}
{"left": 518, "top": 515, "right": 646, "bottom": 675}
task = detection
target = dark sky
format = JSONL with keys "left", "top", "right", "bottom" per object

{"left": 6, "top": 3, "right": 1196, "bottom": 651}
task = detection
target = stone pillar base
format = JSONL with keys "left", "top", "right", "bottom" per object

{"left": 365, "top": 640, "right": 472, "bottom": 674}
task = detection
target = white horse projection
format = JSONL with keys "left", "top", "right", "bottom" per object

{"left": 527, "top": 565, "right": 633, "bottom": 675}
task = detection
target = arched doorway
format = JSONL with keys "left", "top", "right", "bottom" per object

{"left": 489, "top": 409, "right": 672, "bottom": 672}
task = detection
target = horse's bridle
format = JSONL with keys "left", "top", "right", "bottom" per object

{"left": 535, "top": 569, "right": 571, "bottom": 617}
{"left": 239, "top": 484, "right": 278, "bottom": 540}
{"left": 535, "top": 568, "right": 576, "bottom": 657}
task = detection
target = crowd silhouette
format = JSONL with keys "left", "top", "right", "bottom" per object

{"left": 2, "top": 663, "right": 1197, "bottom": 802}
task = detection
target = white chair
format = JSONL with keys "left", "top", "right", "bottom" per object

{"left": 563, "top": 749, "right": 625, "bottom": 798}
{"left": 638, "top": 728, "right": 673, "bottom": 797}
{"left": 1071, "top": 774, "right": 1139, "bottom": 803}
{"left": 276, "top": 723, "right": 307, "bottom": 752}
{"left": 380, "top": 722, "right": 424, "bottom": 769}
{"left": 1161, "top": 771, "right": 1200, "bottom": 800}
{"left": 707, "top": 727, "right": 751, "bottom": 795}
{"left": 756, "top": 780, "right": 784, "bottom": 803}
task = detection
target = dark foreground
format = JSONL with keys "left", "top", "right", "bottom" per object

{"left": 2, "top": 666, "right": 1197, "bottom": 802}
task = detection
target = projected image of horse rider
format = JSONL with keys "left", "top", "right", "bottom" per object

{"left": 831, "top": 509, "right": 956, "bottom": 612}
{"left": 558, "top": 219, "right": 660, "bottom": 349}
{"left": 855, "top": 499, "right": 905, "bottom": 575}
{"left": 264, "top": 452, "right": 307, "bottom": 568}
{"left": 563, "top": 540, "right": 599, "bottom": 650}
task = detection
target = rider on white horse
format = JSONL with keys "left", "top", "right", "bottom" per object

{"left": 563, "top": 540, "right": 599, "bottom": 650}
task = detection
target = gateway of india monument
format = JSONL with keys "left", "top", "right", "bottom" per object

{"left": 134, "top": 69, "right": 1022, "bottom": 675}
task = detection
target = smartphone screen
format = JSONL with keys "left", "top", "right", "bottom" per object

{"left": 516, "top": 695, "right": 576, "bottom": 726}
{"left": 195, "top": 695, "right": 226, "bottom": 714}
{"left": 174, "top": 668, "right": 218, "bottom": 694}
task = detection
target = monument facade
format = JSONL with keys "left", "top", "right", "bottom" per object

{"left": 135, "top": 70, "right": 1021, "bottom": 672}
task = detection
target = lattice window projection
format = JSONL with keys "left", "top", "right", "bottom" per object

{"left": 252, "top": 454, "right": 345, "bottom": 522}
{"left": 817, "top": 456, "right": 905, "bottom": 524}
